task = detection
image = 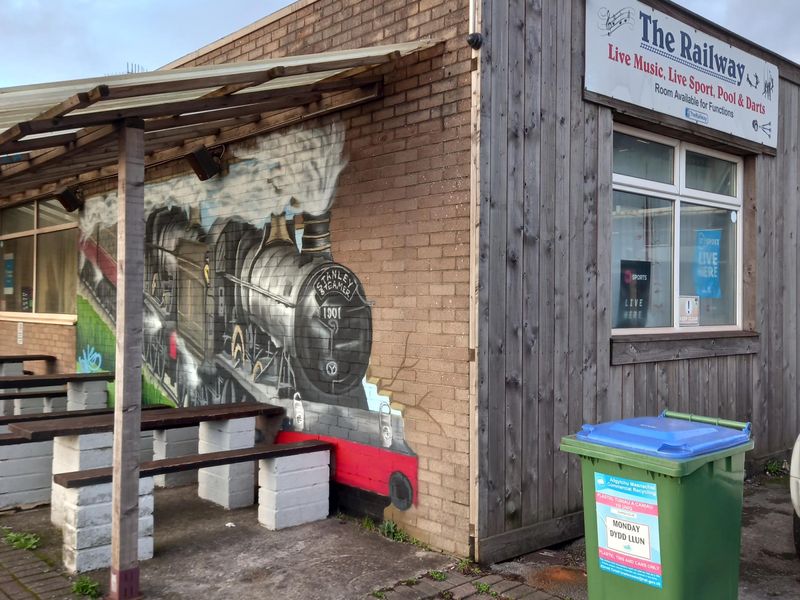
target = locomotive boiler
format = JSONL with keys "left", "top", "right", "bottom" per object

{"left": 137, "top": 207, "right": 372, "bottom": 410}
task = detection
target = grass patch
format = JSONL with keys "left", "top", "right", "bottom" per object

{"left": 72, "top": 575, "right": 102, "bottom": 599}
{"left": 429, "top": 570, "right": 447, "bottom": 581}
{"left": 3, "top": 530, "right": 40, "bottom": 551}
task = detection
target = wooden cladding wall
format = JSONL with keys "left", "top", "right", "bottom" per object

{"left": 477, "top": 0, "right": 800, "bottom": 563}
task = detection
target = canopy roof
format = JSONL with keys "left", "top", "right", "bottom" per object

{"left": 0, "top": 40, "right": 434, "bottom": 205}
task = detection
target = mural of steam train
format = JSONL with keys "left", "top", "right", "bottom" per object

{"left": 79, "top": 206, "right": 417, "bottom": 510}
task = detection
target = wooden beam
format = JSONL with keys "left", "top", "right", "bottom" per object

{"left": 0, "top": 132, "right": 79, "bottom": 154}
{"left": 109, "top": 120, "right": 145, "bottom": 600}
{"left": 0, "top": 84, "right": 382, "bottom": 204}
{"left": 0, "top": 124, "right": 119, "bottom": 180}
{"left": 19, "top": 75, "right": 381, "bottom": 134}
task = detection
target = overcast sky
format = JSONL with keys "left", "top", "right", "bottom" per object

{"left": 0, "top": 1, "right": 798, "bottom": 88}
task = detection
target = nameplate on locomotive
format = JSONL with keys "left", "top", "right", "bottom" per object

{"left": 312, "top": 266, "right": 357, "bottom": 302}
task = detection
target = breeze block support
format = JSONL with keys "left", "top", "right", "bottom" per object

{"left": 51, "top": 432, "right": 113, "bottom": 528}
{"left": 257, "top": 450, "right": 330, "bottom": 530}
{"left": 198, "top": 417, "right": 255, "bottom": 509}
{"left": 58, "top": 478, "right": 154, "bottom": 573}
{"left": 153, "top": 426, "right": 199, "bottom": 487}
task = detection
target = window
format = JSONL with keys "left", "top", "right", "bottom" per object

{"left": 612, "top": 125, "right": 743, "bottom": 332}
{"left": 0, "top": 200, "right": 79, "bottom": 316}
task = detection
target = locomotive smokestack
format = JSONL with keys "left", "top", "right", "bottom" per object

{"left": 265, "top": 213, "right": 292, "bottom": 245}
{"left": 301, "top": 211, "right": 332, "bottom": 258}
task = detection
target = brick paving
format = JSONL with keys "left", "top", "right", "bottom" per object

{"left": 0, "top": 541, "right": 72, "bottom": 600}
{"left": 370, "top": 567, "right": 560, "bottom": 600}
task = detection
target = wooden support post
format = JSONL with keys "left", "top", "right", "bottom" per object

{"left": 109, "top": 120, "right": 145, "bottom": 600}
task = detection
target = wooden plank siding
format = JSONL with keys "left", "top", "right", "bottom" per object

{"left": 477, "top": 0, "right": 800, "bottom": 564}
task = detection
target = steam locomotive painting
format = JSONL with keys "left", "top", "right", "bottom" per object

{"left": 78, "top": 205, "right": 417, "bottom": 510}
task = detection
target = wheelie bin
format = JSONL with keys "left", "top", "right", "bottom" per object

{"left": 560, "top": 410, "right": 753, "bottom": 600}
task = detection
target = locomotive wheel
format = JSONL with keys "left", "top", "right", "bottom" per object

{"left": 389, "top": 471, "right": 413, "bottom": 511}
{"left": 231, "top": 325, "right": 245, "bottom": 368}
{"left": 252, "top": 360, "right": 267, "bottom": 383}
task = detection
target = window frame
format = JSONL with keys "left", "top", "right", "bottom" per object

{"left": 0, "top": 200, "right": 79, "bottom": 321}
{"left": 611, "top": 124, "right": 744, "bottom": 335}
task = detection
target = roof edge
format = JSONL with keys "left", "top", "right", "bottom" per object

{"left": 161, "top": 0, "right": 320, "bottom": 70}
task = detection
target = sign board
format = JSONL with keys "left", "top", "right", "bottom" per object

{"left": 679, "top": 295, "right": 700, "bottom": 326}
{"left": 585, "top": 0, "right": 778, "bottom": 148}
{"left": 3, "top": 253, "right": 13, "bottom": 295}
{"left": 16, "top": 322, "right": 23, "bottom": 345}
{"left": 595, "top": 472, "right": 663, "bottom": 588}
{"left": 617, "top": 259, "right": 651, "bottom": 328}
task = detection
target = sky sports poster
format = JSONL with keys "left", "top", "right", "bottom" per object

{"left": 585, "top": 0, "right": 778, "bottom": 148}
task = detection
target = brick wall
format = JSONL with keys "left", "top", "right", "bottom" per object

{"left": 177, "top": 0, "right": 474, "bottom": 555}
{"left": 0, "top": 320, "right": 75, "bottom": 374}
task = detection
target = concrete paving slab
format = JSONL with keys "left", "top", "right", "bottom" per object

{"left": 490, "top": 474, "right": 800, "bottom": 600}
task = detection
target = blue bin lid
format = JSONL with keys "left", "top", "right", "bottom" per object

{"left": 575, "top": 414, "right": 751, "bottom": 459}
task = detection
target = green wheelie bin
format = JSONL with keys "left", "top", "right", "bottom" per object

{"left": 560, "top": 410, "right": 753, "bottom": 600}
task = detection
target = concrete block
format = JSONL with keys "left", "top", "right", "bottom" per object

{"left": 43, "top": 396, "right": 67, "bottom": 413}
{"left": 0, "top": 487, "right": 50, "bottom": 509}
{"left": 63, "top": 544, "right": 111, "bottom": 574}
{"left": 62, "top": 495, "right": 153, "bottom": 529}
{"left": 52, "top": 448, "right": 112, "bottom": 472}
{"left": 0, "top": 454, "right": 52, "bottom": 477}
{"left": 258, "top": 500, "right": 328, "bottom": 530}
{"left": 139, "top": 431, "right": 154, "bottom": 463}
{"left": 63, "top": 516, "right": 153, "bottom": 550}
{"left": 198, "top": 468, "right": 254, "bottom": 494}
{"left": 259, "top": 482, "right": 328, "bottom": 511}
{"left": 0, "top": 440, "right": 53, "bottom": 459}
{"left": 14, "top": 398, "right": 45, "bottom": 414}
{"left": 61, "top": 483, "right": 113, "bottom": 506}
{"left": 153, "top": 426, "right": 199, "bottom": 444}
{"left": 258, "top": 465, "right": 330, "bottom": 491}
{"left": 0, "top": 472, "right": 50, "bottom": 493}
{"left": 202, "top": 417, "right": 256, "bottom": 435}
{"left": 53, "top": 433, "right": 113, "bottom": 452}
{"left": 199, "top": 428, "right": 254, "bottom": 450}
{"left": 260, "top": 451, "right": 330, "bottom": 475}
{"left": 0, "top": 363, "right": 23, "bottom": 376}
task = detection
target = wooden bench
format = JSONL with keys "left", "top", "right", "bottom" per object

{"left": 0, "top": 389, "right": 68, "bottom": 404}
{"left": 53, "top": 440, "right": 332, "bottom": 487}
{"left": 0, "top": 404, "right": 171, "bottom": 427}
{"left": 51, "top": 438, "right": 332, "bottom": 573}
{"left": 0, "top": 371, "right": 114, "bottom": 389}
{"left": 8, "top": 402, "right": 284, "bottom": 441}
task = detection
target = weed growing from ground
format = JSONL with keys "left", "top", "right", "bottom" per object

{"left": 370, "top": 591, "right": 386, "bottom": 599}
{"left": 379, "top": 520, "right": 410, "bottom": 543}
{"left": 429, "top": 570, "right": 448, "bottom": 581}
{"left": 457, "top": 558, "right": 482, "bottom": 576}
{"left": 3, "top": 531, "right": 40, "bottom": 551}
{"left": 360, "top": 516, "right": 377, "bottom": 532}
{"left": 764, "top": 458, "right": 786, "bottom": 476}
{"left": 71, "top": 575, "right": 102, "bottom": 599}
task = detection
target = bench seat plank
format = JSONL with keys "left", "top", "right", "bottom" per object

{"left": 0, "top": 432, "right": 30, "bottom": 446}
{"left": 9, "top": 402, "right": 284, "bottom": 441}
{"left": 0, "top": 389, "right": 68, "bottom": 402}
{"left": 0, "top": 404, "right": 171, "bottom": 427}
{"left": 0, "top": 372, "right": 114, "bottom": 390}
{"left": 53, "top": 440, "right": 332, "bottom": 488}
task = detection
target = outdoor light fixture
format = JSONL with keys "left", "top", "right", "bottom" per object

{"left": 55, "top": 187, "right": 84, "bottom": 212}
{"left": 186, "top": 147, "right": 222, "bottom": 181}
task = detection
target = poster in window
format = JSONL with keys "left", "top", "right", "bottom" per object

{"left": 694, "top": 229, "right": 722, "bottom": 298}
{"left": 617, "top": 260, "right": 651, "bottom": 328}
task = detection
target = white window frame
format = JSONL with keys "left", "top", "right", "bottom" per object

{"left": 0, "top": 200, "right": 79, "bottom": 321}
{"left": 611, "top": 124, "right": 744, "bottom": 335}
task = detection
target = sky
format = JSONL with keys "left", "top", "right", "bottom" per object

{"left": 0, "top": 1, "right": 798, "bottom": 88}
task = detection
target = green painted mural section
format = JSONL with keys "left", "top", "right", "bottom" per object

{"left": 76, "top": 294, "right": 173, "bottom": 407}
